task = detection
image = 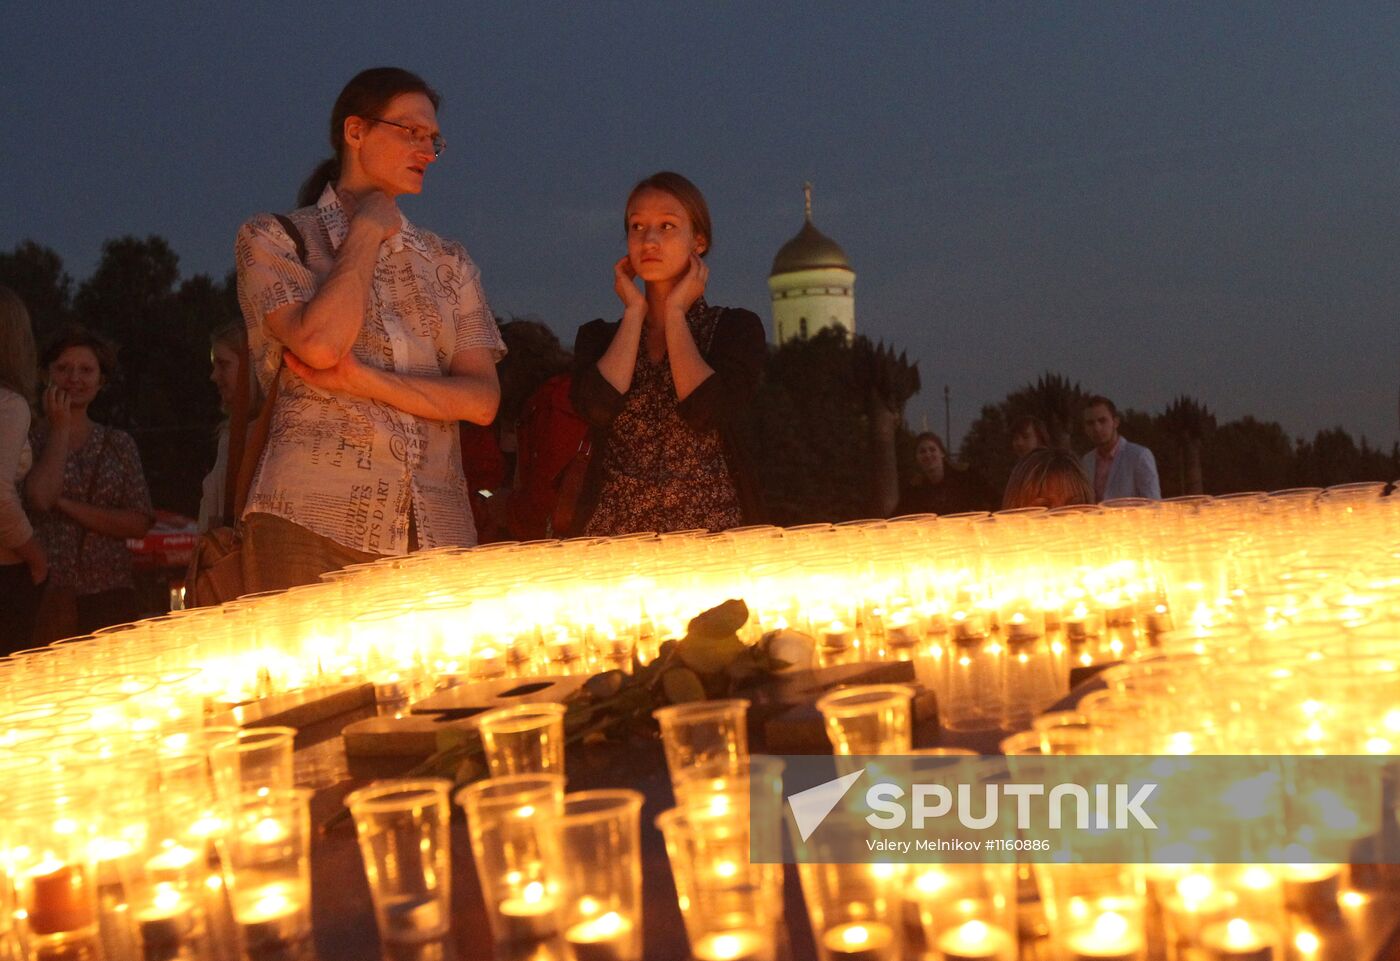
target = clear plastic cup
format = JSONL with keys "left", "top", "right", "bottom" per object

{"left": 653, "top": 699, "right": 750, "bottom": 793}
{"left": 816, "top": 685, "right": 913, "bottom": 754}
{"left": 208, "top": 726, "right": 296, "bottom": 802}
{"left": 455, "top": 773, "right": 565, "bottom": 946}
{"left": 221, "top": 788, "right": 314, "bottom": 959}
{"left": 557, "top": 790, "right": 644, "bottom": 961}
{"left": 476, "top": 703, "right": 567, "bottom": 778}
{"left": 346, "top": 779, "right": 453, "bottom": 958}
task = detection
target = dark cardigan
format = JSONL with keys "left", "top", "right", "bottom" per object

{"left": 567, "top": 308, "right": 767, "bottom": 536}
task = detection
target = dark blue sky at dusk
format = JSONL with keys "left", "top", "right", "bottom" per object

{"left": 4, "top": 2, "right": 1398, "bottom": 447}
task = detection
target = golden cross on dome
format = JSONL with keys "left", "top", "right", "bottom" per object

{"left": 802, "top": 181, "right": 813, "bottom": 221}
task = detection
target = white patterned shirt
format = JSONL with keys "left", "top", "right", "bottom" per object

{"left": 234, "top": 185, "right": 506, "bottom": 555}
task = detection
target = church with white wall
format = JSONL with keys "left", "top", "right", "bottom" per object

{"left": 768, "top": 184, "right": 856, "bottom": 346}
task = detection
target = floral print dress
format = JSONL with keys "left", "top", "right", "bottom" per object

{"left": 584, "top": 301, "right": 743, "bottom": 536}
{"left": 29, "top": 422, "right": 152, "bottom": 595}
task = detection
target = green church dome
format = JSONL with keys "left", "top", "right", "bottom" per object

{"left": 770, "top": 218, "right": 852, "bottom": 276}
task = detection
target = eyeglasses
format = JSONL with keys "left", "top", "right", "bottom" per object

{"left": 365, "top": 117, "right": 446, "bottom": 158}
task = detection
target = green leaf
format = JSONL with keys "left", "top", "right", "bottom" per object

{"left": 661, "top": 667, "right": 707, "bottom": 704}
{"left": 584, "top": 670, "right": 626, "bottom": 699}
{"left": 675, "top": 632, "right": 748, "bottom": 675}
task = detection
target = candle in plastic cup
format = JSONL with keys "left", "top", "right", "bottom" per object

{"left": 656, "top": 802, "right": 782, "bottom": 961}
{"left": 557, "top": 790, "right": 644, "bottom": 961}
{"left": 816, "top": 685, "right": 913, "bottom": 755}
{"left": 455, "top": 773, "right": 565, "bottom": 945}
{"left": 652, "top": 699, "right": 750, "bottom": 793}
{"left": 222, "top": 790, "right": 313, "bottom": 956}
{"left": 476, "top": 703, "right": 567, "bottom": 777}
{"left": 208, "top": 726, "right": 295, "bottom": 802}
{"left": 346, "top": 779, "right": 453, "bottom": 950}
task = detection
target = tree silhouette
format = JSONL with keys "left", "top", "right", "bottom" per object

{"left": 1196, "top": 417, "right": 1291, "bottom": 493}
{"left": 849, "top": 336, "right": 921, "bottom": 517}
{"left": 1009, "top": 372, "right": 1089, "bottom": 451}
{"left": 63, "top": 237, "right": 238, "bottom": 515}
{"left": 0, "top": 241, "right": 73, "bottom": 341}
{"left": 960, "top": 372, "right": 1090, "bottom": 495}
{"left": 739, "top": 327, "right": 892, "bottom": 524}
{"left": 1157, "top": 396, "right": 1216, "bottom": 495}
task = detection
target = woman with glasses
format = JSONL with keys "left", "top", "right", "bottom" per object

{"left": 565, "top": 171, "right": 766, "bottom": 537}
{"left": 232, "top": 67, "right": 505, "bottom": 593}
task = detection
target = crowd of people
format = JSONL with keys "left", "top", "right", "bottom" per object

{"left": 891, "top": 395, "right": 1161, "bottom": 517}
{"left": 0, "top": 65, "right": 1164, "bottom": 650}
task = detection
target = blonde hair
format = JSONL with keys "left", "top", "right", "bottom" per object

{"left": 0, "top": 286, "right": 38, "bottom": 402}
{"left": 1003, "top": 448, "right": 1094, "bottom": 510}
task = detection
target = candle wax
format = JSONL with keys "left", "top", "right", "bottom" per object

{"left": 565, "top": 911, "right": 637, "bottom": 961}
{"left": 820, "top": 921, "right": 896, "bottom": 961}
{"left": 1200, "top": 919, "right": 1276, "bottom": 961}
{"left": 1065, "top": 912, "right": 1143, "bottom": 961}
{"left": 935, "top": 920, "right": 1016, "bottom": 961}
{"left": 237, "top": 886, "right": 305, "bottom": 949}
{"left": 497, "top": 891, "right": 558, "bottom": 942}
{"left": 136, "top": 900, "right": 195, "bottom": 948}
{"left": 691, "top": 929, "right": 770, "bottom": 961}
{"left": 27, "top": 861, "right": 96, "bottom": 935}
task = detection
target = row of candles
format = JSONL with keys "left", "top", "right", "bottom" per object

{"left": 0, "top": 482, "right": 1398, "bottom": 958}
{"left": 11, "top": 483, "right": 1398, "bottom": 721}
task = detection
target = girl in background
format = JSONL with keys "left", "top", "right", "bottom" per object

{"left": 27, "top": 326, "right": 153, "bottom": 637}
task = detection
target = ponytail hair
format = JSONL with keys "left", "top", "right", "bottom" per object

{"left": 295, "top": 67, "right": 441, "bottom": 208}
{"left": 297, "top": 157, "right": 341, "bottom": 208}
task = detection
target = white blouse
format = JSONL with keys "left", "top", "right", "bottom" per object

{"left": 0, "top": 389, "right": 34, "bottom": 565}
{"left": 234, "top": 186, "right": 506, "bottom": 555}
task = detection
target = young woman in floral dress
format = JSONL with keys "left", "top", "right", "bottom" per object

{"left": 569, "top": 172, "right": 765, "bottom": 537}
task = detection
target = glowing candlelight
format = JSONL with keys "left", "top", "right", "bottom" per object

{"left": 822, "top": 621, "right": 854, "bottom": 650}
{"left": 691, "top": 929, "right": 768, "bottom": 961}
{"left": 1200, "top": 917, "right": 1275, "bottom": 961}
{"left": 235, "top": 882, "right": 306, "bottom": 951}
{"left": 136, "top": 882, "right": 194, "bottom": 948}
{"left": 821, "top": 921, "right": 895, "bottom": 961}
{"left": 1066, "top": 910, "right": 1142, "bottom": 961}
{"left": 145, "top": 844, "right": 199, "bottom": 876}
{"left": 565, "top": 910, "right": 636, "bottom": 961}
{"left": 497, "top": 880, "right": 557, "bottom": 941}
{"left": 935, "top": 919, "right": 1015, "bottom": 961}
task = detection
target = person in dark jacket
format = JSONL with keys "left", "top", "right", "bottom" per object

{"left": 568, "top": 171, "right": 765, "bottom": 536}
{"left": 893, "top": 431, "right": 988, "bottom": 516}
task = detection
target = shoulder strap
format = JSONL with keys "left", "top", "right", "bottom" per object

{"left": 273, "top": 213, "right": 308, "bottom": 266}
{"left": 225, "top": 213, "right": 305, "bottom": 524}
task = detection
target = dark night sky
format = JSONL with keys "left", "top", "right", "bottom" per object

{"left": 4, "top": 2, "right": 1398, "bottom": 448}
